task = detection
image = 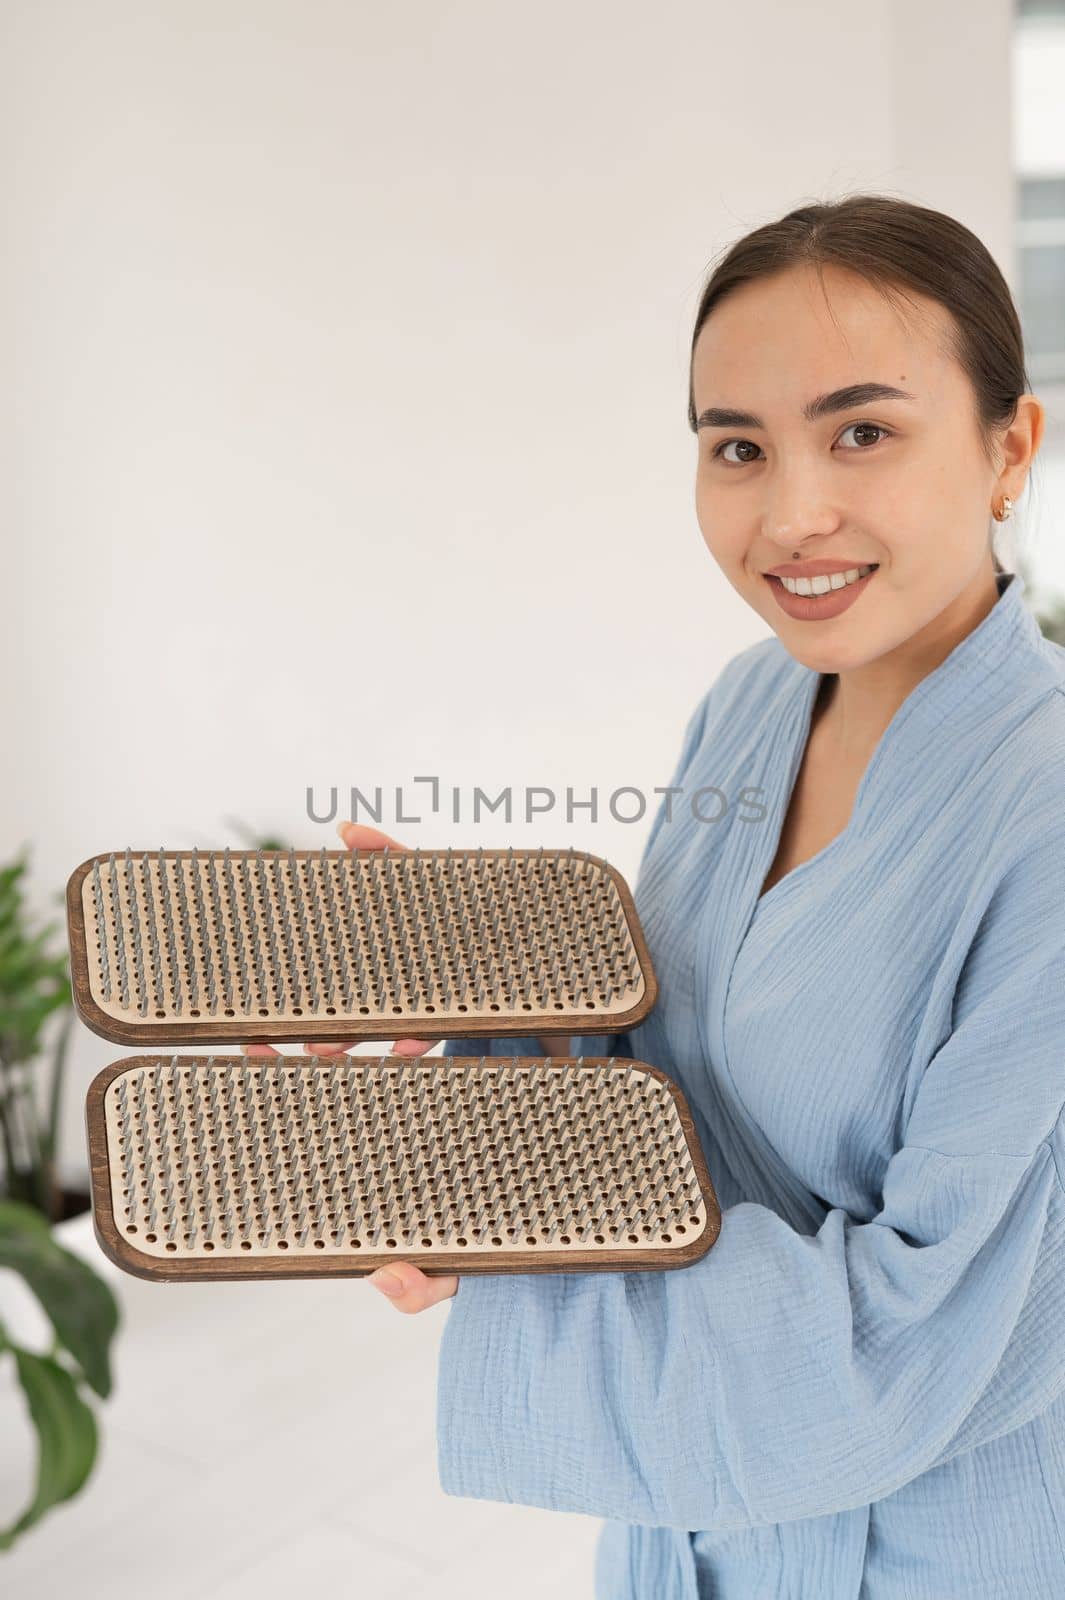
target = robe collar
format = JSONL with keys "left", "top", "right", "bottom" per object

{"left": 691, "top": 570, "right": 1059, "bottom": 1225}
{"left": 776, "top": 570, "right": 1060, "bottom": 840}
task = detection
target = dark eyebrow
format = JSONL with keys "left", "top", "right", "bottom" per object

{"left": 695, "top": 382, "right": 917, "bottom": 431}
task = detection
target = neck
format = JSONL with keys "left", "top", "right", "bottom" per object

{"left": 813, "top": 563, "right": 1003, "bottom": 763}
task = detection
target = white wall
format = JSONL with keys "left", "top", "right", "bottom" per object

{"left": 1, "top": 0, "right": 1016, "bottom": 1185}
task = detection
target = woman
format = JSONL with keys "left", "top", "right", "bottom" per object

{"left": 249, "top": 195, "right": 1065, "bottom": 1596}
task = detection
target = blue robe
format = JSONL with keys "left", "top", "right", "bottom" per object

{"left": 436, "top": 570, "right": 1065, "bottom": 1597}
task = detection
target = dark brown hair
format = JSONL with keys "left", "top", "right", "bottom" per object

{"left": 686, "top": 194, "right": 1033, "bottom": 577}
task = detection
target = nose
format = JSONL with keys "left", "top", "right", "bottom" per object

{"left": 763, "top": 461, "right": 842, "bottom": 550}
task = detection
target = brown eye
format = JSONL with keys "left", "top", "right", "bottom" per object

{"left": 839, "top": 423, "right": 891, "bottom": 448}
{"left": 713, "top": 439, "right": 762, "bottom": 464}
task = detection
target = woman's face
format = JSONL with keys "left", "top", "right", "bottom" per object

{"left": 691, "top": 262, "right": 1005, "bottom": 672}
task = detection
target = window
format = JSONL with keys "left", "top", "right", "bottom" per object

{"left": 1014, "top": 1, "right": 1065, "bottom": 385}
{"left": 1018, "top": 179, "right": 1065, "bottom": 384}
{"left": 1011, "top": 0, "right": 1065, "bottom": 615}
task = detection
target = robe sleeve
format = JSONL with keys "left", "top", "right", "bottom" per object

{"left": 433, "top": 819, "right": 1065, "bottom": 1531}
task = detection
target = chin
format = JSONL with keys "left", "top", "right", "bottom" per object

{"left": 770, "top": 627, "right": 879, "bottom": 675}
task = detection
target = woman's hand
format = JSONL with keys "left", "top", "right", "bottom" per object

{"left": 240, "top": 819, "right": 572, "bottom": 1311}
{"left": 361, "top": 1259, "right": 461, "bottom": 1312}
{"left": 240, "top": 820, "right": 457, "bottom": 1307}
{"left": 240, "top": 821, "right": 443, "bottom": 1063}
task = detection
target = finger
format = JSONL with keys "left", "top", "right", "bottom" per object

{"left": 334, "top": 825, "right": 433, "bottom": 1054}
{"left": 280, "top": 1038, "right": 439, "bottom": 1057}
{"left": 296, "top": 1039, "right": 439, "bottom": 1056}
{"left": 336, "top": 820, "right": 408, "bottom": 854}
{"left": 246, "top": 836, "right": 428, "bottom": 1045}
{"left": 366, "top": 1262, "right": 459, "bottom": 1311}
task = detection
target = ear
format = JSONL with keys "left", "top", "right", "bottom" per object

{"left": 993, "top": 393, "right": 1045, "bottom": 503}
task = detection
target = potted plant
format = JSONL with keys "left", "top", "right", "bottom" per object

{"left": 0, "top": 853, "right": 80, "bottom": 1221}
{"left": 0, "top": 1200, "right": 119, "bottom": 1548}
{"left": 0, "top": 851, "right": 120, "bottom": 1548}
{"left": 0, "top": 828, "right": 281, "bottom": 1555}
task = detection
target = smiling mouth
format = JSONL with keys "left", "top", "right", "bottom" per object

{"left": 767, "top": 564, "right": 879, "bottom": 596}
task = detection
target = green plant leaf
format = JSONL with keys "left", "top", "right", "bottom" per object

{"left": 0, "top": 860, "right": 28, "bottom": 898}
{"left": 0, "top": 1202, "right": 120, "bottom": 1398}
{"left": 0, "top": 847, "right": 74, "bottom": 1212}
{"left": 0, "top": 937, "right": 64, "bottom": 991}
{"left": 0, "top": 1346, "right": 98, "bottom": 1550}
{"left": 42, "top": 1010, "right": 76, "bottom": 1165}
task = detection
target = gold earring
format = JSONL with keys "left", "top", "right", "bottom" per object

{"left": 994, "top": 495, "right": 1014, "bottom": 523}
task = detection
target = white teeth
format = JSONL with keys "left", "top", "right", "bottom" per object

{"left": 778, "top": 564, "right": 875, "bottom": 596}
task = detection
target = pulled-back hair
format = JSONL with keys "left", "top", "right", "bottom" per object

{"left": 687, "top": 195, "right": 1034, "bottom": 576}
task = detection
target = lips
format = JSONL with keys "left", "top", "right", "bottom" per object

{"left": 765, "top": 564, "right": 879, "bottom": 622}
{"left": 764, "top": 561, "right": 879, "bottom": 580}
{"left": 775, "top": 563, "right": 877, "bottom": 596}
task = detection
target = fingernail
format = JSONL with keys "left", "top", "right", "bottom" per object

{"left": 370, "top": 1270, "right": 403, "bottom": 1297}
{"left": 336, "top": 822, "right": 349, "bottom": 843}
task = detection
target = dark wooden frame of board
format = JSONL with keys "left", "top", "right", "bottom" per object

{"left": 86, "top": 1054, "right": 721, "bottom": 1282}
{"left": 66, "top": 848, "right": 659, "bottom": 1045}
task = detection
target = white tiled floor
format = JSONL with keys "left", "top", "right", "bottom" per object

{"left": 0, "top": 1212, "right": 600, "bottom": 1598}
